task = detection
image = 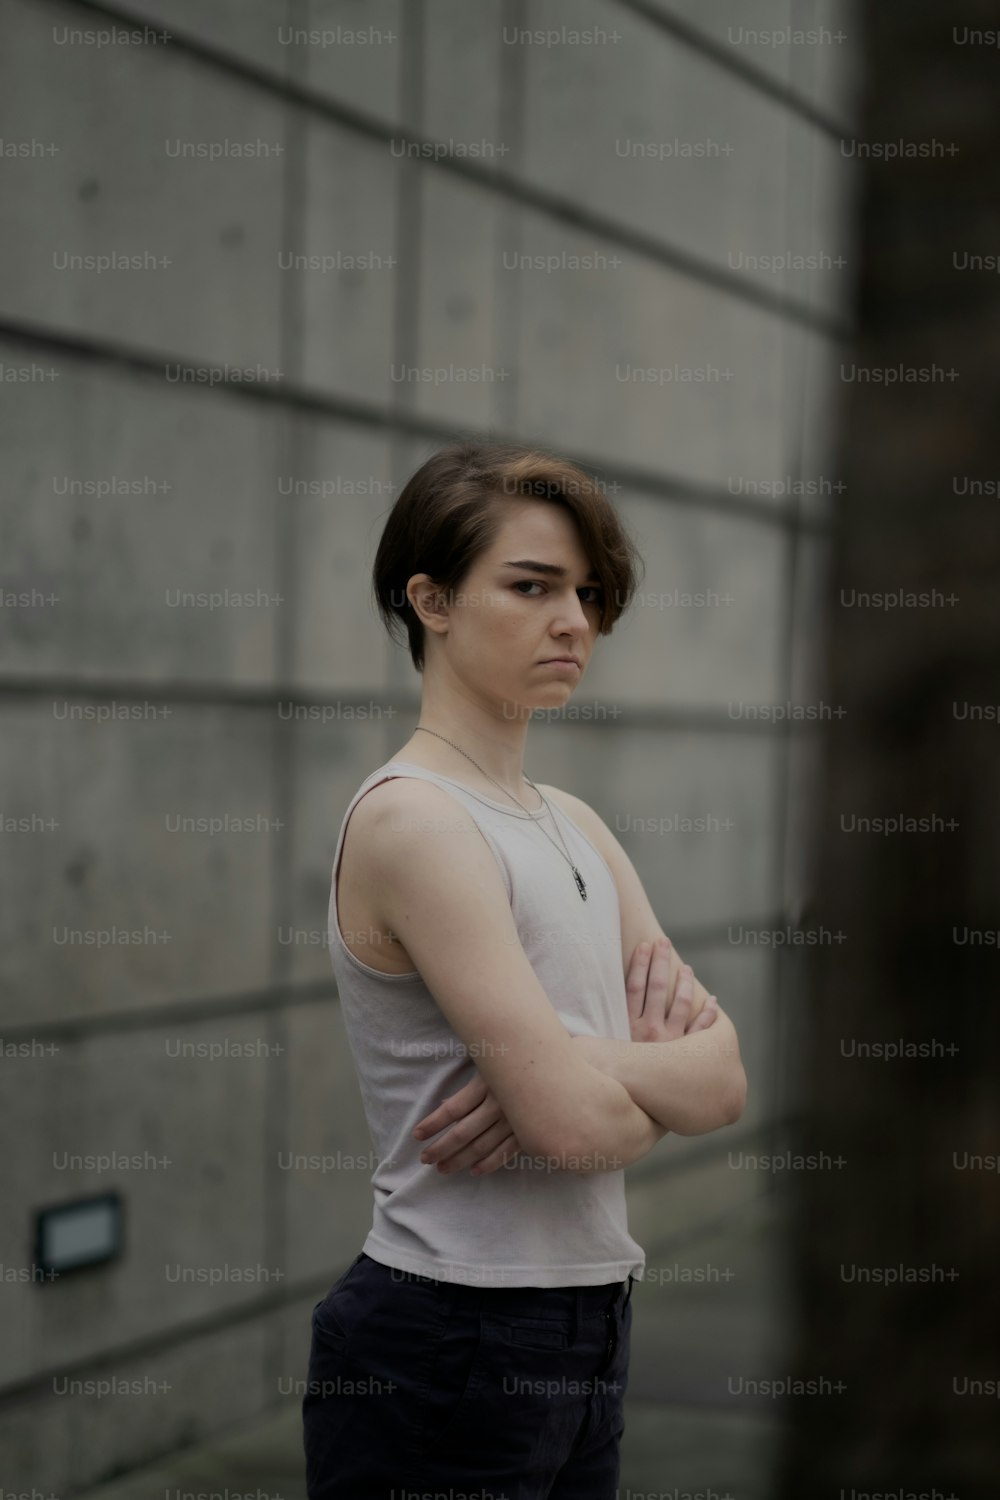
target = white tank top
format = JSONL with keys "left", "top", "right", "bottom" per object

{"left": 326, "top": 758, "right": 647, "bottom": 1287}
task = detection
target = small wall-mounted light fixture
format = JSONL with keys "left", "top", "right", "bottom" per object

{"left": 34, "top": 1192, "right": 124, "bottom": 1279}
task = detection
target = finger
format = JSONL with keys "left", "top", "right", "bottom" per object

{"left": 687, "top": 995, "right": 719, "bottom": 1034}
{"left": 469, "top": 1133, "right": 521, "bottom": 1177}
{"left": 413, "top": 1074, "right": 488, "bottom": 1140}
{"left": 624, "top": 941, "right": 653, "bottom": 1024}
{"left": 418, "top": 1097, "right": 504, "bottom": 1164}
{"left": 688, "top": 996, "right": 718, "bottom": 1032}
{"left": 428, "top": 1119, "right": 514, "bottom": 1174}
{"left": 653, "top": 938, "right": 685, "bottom": 1024}
{"left": 663, "top": 965, "right": 695, "bottom": 1042}
{"left": 644, "top": 936, "right": 676, "bottom": 1028}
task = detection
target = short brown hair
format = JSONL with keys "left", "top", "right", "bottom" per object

{"left": 372, "top": 441, "right": 645, "bottom": 672}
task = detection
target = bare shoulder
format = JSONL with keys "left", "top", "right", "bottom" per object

{"left": 340, "top": 775, "right": 507, "bottom": 976}
{"left": 351, "top": 772, "right": 483, "bottom": 840}
{"left": 353, "top": 775, "right": 507, "bottom": 889}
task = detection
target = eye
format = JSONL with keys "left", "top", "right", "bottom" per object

{"left": 512, "top": 580, "right": 604, "bottom": 604}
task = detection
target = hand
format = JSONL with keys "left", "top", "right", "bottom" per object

{"left": 411, "top": 1072, "right": 521, "bottom": 1177}
{"left": 626, "top": 935, "right": 719, "bottom": 1043}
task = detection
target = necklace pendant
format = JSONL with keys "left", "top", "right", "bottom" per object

{"left": 572, "top": 866, "right": 588, "bottom": 901}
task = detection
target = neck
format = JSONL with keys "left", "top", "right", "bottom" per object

{"left": 401, "top": 680, "right": 532, "bottom": 799}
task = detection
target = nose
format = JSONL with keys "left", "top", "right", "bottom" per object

{"left": 550, "top": 590, "right": 591, "bottom": 647}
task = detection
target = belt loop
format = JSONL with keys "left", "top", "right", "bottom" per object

{"left": 572, "top": 1286, "right": 582, "bottom": 1345}
{"left": 623, "top": 1273, "right": 634, "bottom": 1311}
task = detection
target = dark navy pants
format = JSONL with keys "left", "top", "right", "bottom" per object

{"left": 302, "top": 1249, "right": 635, "bottom": 1498}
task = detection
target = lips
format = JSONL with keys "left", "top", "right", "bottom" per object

{"left": 541, "top": 657, "right": 580, "bottom": 666}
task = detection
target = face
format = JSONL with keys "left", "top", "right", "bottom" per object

{"left": 411, "top": 499, "right": 603, "bottom": 712}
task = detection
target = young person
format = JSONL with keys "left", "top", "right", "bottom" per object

{"left": 302, "top": 441, "right": 747, "bottom": 1498}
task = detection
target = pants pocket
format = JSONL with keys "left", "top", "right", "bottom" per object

{"left": 310, "top": 1252, "right": 366, "bottom": 1354}
{"left": 407, "top": 1301, "right": 485, "bottom": 1456}
{"left": 498, "top": 1316, "right": 571, "bottom": 1351}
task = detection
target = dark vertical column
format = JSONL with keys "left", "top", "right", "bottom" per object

{"left": 777, "top": 5, "right": 1000, "bottom": 1495}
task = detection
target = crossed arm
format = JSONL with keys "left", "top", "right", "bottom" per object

{"left": 413, "top": 933, "right": 747, "bottom": 1176}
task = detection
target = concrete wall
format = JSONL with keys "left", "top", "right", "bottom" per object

{"left": 0, "top": 0, "right": 858, "bottom": 1490}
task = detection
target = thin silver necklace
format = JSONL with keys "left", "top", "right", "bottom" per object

{"left": 411, "top": 726, "right": 588, "bottom": 900}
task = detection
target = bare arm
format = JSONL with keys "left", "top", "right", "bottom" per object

{"left": 412, "top": 937, "right": 737, "bottom": 1171}
{"left": 520, "top": 1076, "right": 671, "bottom": 1172}
{"left": 571, "top": 1013, "right": 746, "bottom": 1136}
{"left": 411, "top": 1044, "right": 671, "bottom": 1175}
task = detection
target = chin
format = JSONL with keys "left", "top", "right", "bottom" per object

{"left": 531, "top": 682, "right": 578, "bottom": 707}
{"left": 496, "top": 684, "right": 572, "bottom": 719}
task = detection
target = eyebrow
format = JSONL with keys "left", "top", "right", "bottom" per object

{"left": 500, "top": 559, "right": 601, "bottom": 584}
